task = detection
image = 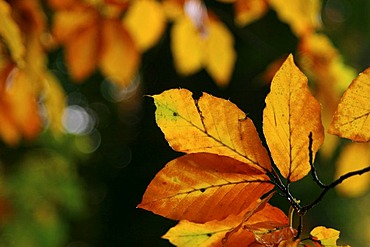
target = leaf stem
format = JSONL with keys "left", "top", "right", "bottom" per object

{"left": 308, "top": 132, "right": 326, "bottom": 188}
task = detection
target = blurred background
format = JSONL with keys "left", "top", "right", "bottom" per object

{"left": 0, "top": 0, "right": 369, "bottom": 246}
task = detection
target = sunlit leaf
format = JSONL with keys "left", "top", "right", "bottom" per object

{"left": 328, "top": 68, "right": 370, "bottom": 142}
{"left": 162, "top": 216, "right": 255, "bottom": 247}
{"left": 263, "top": 54, "right": 324, "bottom": 182}
{"left": 42, "top": 72, "right": 66, "bottom": 133}
{"left": 171, "top": 11, "right": 235, "bottom": 86}
{"left": 310, "top": 226, "right": 342, "bottom": 247}
{"left": 99, "top": 19, "right": 139, "bottom": 86}
{"left": 124, "top": 0, "right": 166, "bottom": 51}
{"left": 0, "top": 0, "right": 25, "bottom": 66}
{"left": 162, "top": 195, "right": 288, "bottom": 246}
{"left": 335, "top": 142, "right": 370, "bottom": 197}
{"left": 234, "top": 0, "right": 268, "bottom": 26}
{"left": 277, "top": 239, "right": 301, "bottom": 247}
{"left": 204, "top": 17, "right": 236, "bottom": 87}
{"left": 138, "top": 153, "right": 273, "bottom": 223}
{"left": 152, "top": 88, "right": 272, "bottom": 172}
{"left": 171, "top": 15, "right": 204, "bottom": 75}
{"left": 268, "top": 0, "right": 321, "bottom": 37}
{"left": 0, "top": 66, "right": 41, "bottom": 145}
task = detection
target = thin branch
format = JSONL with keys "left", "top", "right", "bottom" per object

{"left": 301, "top": 165, "right": 370, "bottom": 213}
{"left": 308, "top": 132, "right": 326, "bottom": 188}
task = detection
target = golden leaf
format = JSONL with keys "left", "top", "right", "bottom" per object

{"left": 268, "top": 0, "right": 321, "bottom": 37}
{"left": 0, "top": 0, "right": 25, "bottom": 66}
{"left": 335, "top": 142, "right": 370, "bottom": 197}
{"left": 152, "top": 88, "right": 272, "bottom": 172}
{"left": 310, "top": 226, "right": 341, "bottom": 247}
{"left": 124, "top": 0, "right": 166, "bottom": 51}
{"left": 328, "top": 68, "right": 370, "bottom": 142}
{"left": 263, "top": 54, "right": 324, "bottom": 182}
{"left": 234, "top": 0, "right": 268, "bottom": 26}
{"left": 138, "top": 153, "right": 273, "bottom": 223}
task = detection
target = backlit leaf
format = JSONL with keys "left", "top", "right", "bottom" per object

{"left": 234, "top": 0, "right": 268, "bottom": 26}
{"left": 0, "top": 0, "right": 25, "bottom": 66}
{"left": 99, "top": 19, "right": 139, "bottom": 86}
{"left": 310, "top": 226, "right": 341, "bottom": 247}
{"left": 138, "top": 153, "right": 273, "bottom": 223}
{"left": 152, "top": 88, "right": 272, "bottom": 172}
{"left": 162, "top": 197, "right": 289, "bottom": 246}
{"left": 328, "top": 68, "right": 370, "bottom": 142}
{"left": 268, "top": 0, "right": 321, "bottom": 37}
{"left": 204, "top": 17, "right": 236, "bottom": 87}
{"left": 263, "top": 54, "right": 324, "bottom": 182}
{"left": 171, "top": 11, "right": 235, "bottom": 86}
{"left": 124, "top": 0, "right": 166, "bottom": 51}
{"left": 335, "top": 142, "right": 370, "bottom": 197}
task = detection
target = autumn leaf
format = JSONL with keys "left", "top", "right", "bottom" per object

{"left": 268, "top": 0, "right": 321, "bottom": 37}
{"left": 221, "top": 0, "right": 268, "bottom": 26}
{"left": 263, "top": 54, "right": 324, "bottom": 182}
{"left": 335, "top": 143, "right": 370, "bottom": 197}
{"left": 310, "top": 226, "right": 349, "bottom": 247}
{"left": 161, "top": 195, "right": 289, "bottom": 247}
{"left": 0, "top": 0, "right": 25, "bottom": 66}
{"left": 152, "top": 88, "right": 272, "bottom": 172}
{"left": 0, "top": 66, "right": 41, "bottom": 145}
{"left": 123, "top": 0, "right": 166, "bottom": 51}
{"left": 170, "top": 1, "right": 236, "bottom": 86}
{"left": 138, "top": 153, "right": 273, "bottom": 223}
{"left": 328, "top": 68, "right": 370, "bottom": 142}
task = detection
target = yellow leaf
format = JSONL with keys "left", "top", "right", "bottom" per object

{"left": 162, "top": 217, "right": 255, "bottom": 247}
{"left": 138, "top": 153, "right": 273, "bottom": 223}
{"left": 171, "top": 12, "right": 235, "bottom": 86}
{"left": 310, "top": 226, "right": 341, "bottom": 247}
{"left": 268, "top": 0, "right": 321, "bottom": 37}
{"left": 335, "top": 143, "right": 370, "bottom": 197}
{"left": 234, "top": 0, "right": 268, "bottom": 26}
{"left": 124, "top": 0, "right": 166, "bottom": 51}
{"left": 162, "top": 196, "right": 288, "bottom": 247}
{"left": 171, "top": 15, "right": 204, "bottom": 75}
{"left": 99, "top": 19, "right": 139, "bottom": 86}
{"left": 152, "top": 88, "right": 272, "bottom": 172}
{"left": 42, "top": 72, "right": 66, "bottom": 133}
{"left": 263, "top": 54, "right": 324, "bottom": 182}
{"left": 204, "top": 18, "right": 236, "bottom": 87}
{"left": 328, "top": 68, "right": 370, "bottom": 142}
{"left": 0, "top": 0, "right": 25, "bottom": 66}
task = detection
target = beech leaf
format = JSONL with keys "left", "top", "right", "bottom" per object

{"left": 162, "top": 197, "right": 288, "bottom": 247}
{"left": 328, "top": 68, "right": 370, "bottom": 142}
{"left": 138, "top": 153, "right": 273, "bottom": 223}
{"left": 124, "top": 0, "right": 166, "bottom": 51}
{"left": 263, "top": 54, "right": 324, "bottom": 182}
{"left": 152, "top": 88, "right": 272, "bottom": 172}
{"left": 0, "top": 0, "right": 25, "bottom": 66}
{"left": 310, "top": 226, "right": 342, "bottom": 247}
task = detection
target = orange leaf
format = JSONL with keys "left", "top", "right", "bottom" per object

{"left": 162, "top": 198, "right": 288, "bottom": 247}
{"left": 263, "top": 54, "right": 324, "bottom": 182}
{"left": 234, "top": 0, "right": 268, "bottom": 26}
{"left": 138, "top": 153, "right": 273, "bottom": 223}
{"left": 99, "top": 19, "right": 139, "bottom": 86}
{"left": 65, "top": 24, "right": 99, "bottom": 81}
{"left": 152, "top": 88, "right": 272, "bottom": 172}
{"left": 328, "top": 68, "right": 370, "bottom": 142}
